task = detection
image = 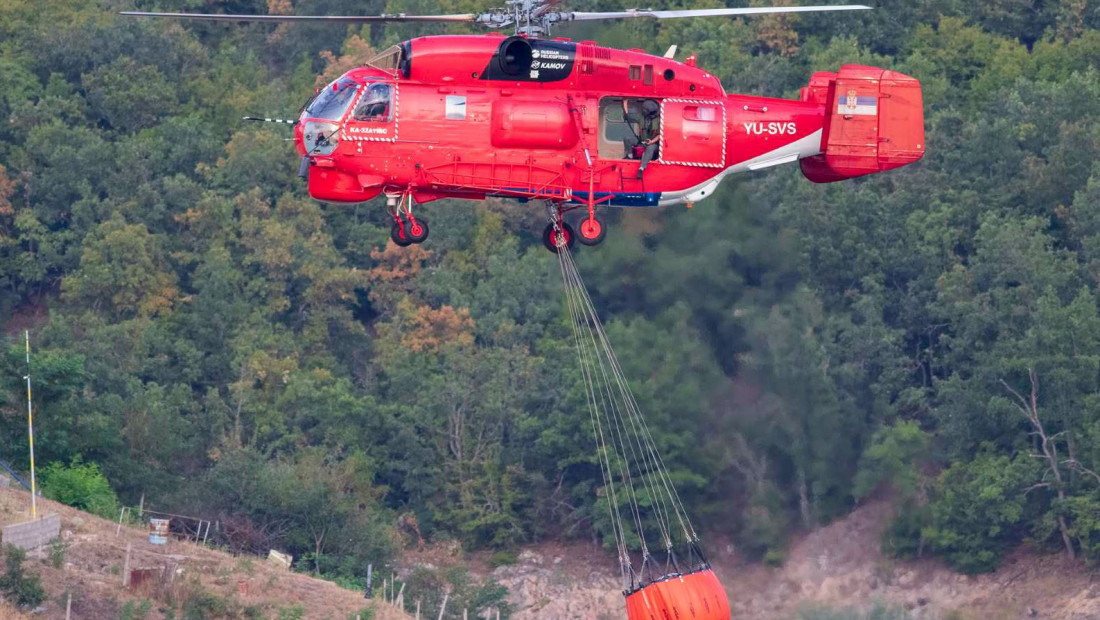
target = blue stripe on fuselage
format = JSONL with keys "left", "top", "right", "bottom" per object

{"left": 568, "top": 192, "right": 662, "bottom": 207}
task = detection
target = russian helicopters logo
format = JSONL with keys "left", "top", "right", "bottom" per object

{"left": 743, "top": 122, "right": 797, "bottom": 136}
{"left": 529, "top": 47, "right": 571, "bottom": 78}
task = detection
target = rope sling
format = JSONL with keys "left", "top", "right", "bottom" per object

{"left": 555, "top": 233, "right": 731, "bottom": 619}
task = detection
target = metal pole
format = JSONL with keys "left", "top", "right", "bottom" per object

{"left": 65, "top": 593, "right": 71, "bottom": 620}
{"left": 365, "top": 563, "right": 373, "bottom": 599}
{"left": 24, "top": 331, "right": 36, "bottom": 519}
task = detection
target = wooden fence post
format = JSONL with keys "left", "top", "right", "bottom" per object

{"left": 437, "top": 591, "right": 449, "bottom": 620}
{"left": 122, "top": 543, "right": 132, "bottom": 586}
{"left": 116, "top": 507, "right": 127, "bottom": 537}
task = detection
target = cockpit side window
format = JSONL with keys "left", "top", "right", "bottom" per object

{"left": 304, "top": 77, "right": 358, "bottom": 121}
{"left": 353, "top": 83, "right": 394, "bottom": 123}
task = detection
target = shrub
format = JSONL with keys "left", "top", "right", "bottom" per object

{"left": 119, "top": 599, "right": 153, "bottom": 620}
{"left": 487, "top": 550, "right": 518, "bottom": 569}
{"left": 1064, "top": 493, "right": 1100, "bottom": 565}
{"left": 276, "top": 606, "right": 303, "bottom": 620}
{"left": 48, "top": 539, "right": 68, "bottom": 569}
{"left": 0, "top": 545, "right": 46, "bottom": 608}
{"left": 40, "top": 458, "right": 119, "bottom": 519}
{"left": 182, "top": 590, "right": 236, "bottom": 620}
{"left": 922, "top": 450, "right": 1036, "bottom": 574}
{"left": 881, "top": 500, "right": 929, "bottom": 560}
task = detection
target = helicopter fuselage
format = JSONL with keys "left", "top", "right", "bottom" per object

{"left": 295, "top": 34, "right": 924, "bottom": 212}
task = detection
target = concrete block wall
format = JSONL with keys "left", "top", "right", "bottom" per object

{"left": 2, "top": 514, "right": 60, "bottom": 550}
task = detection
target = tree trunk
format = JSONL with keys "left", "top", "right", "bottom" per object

{"left": 798, "top": 468, "right": 811, "bottom": 529}
{"left": 314, "top": 528, "right": 325, "bottom": 575}
{"left": 1002, "top": 370, "right": 1076, "bottom": 560}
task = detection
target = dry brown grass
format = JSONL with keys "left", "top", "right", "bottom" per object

{"left": 0, "top": 602, "right": 28, "bottom": 620}
{"left": 0, "top": 488, "right": 415, "bottom": 620}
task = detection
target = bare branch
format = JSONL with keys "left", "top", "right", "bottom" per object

{"left": 1064, "top": 459, "right": 1100, "bottom": 486}
{"left": 999, "top": 378, "right": 1033, "bottom": 415}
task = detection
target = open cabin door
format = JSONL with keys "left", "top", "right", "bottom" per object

{"left": 660, "top": 99, "right": 726, "bottom": 168}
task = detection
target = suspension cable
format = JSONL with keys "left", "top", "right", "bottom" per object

{"left": 554, "top": 238, "right": 700, "bottom": 586}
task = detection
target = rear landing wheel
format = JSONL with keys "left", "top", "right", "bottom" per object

{"left": 406, "top": 217, "right": 429, "bottom": 243}
{"left": 577, "top": 216, "right": 606, "bottom": 246}
{"left": 543, "top": 222, "right": 575, "bottom": 254}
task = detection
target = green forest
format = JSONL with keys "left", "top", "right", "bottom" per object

{"left": 2, "top": 0, "right": 1100, "bottom": 589}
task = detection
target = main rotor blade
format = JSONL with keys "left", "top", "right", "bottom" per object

{"left": 569, "top": 5, "right": 872, "bottom": 21}
{"left": 119, "top": 11, "right": 477, "bottom": 24}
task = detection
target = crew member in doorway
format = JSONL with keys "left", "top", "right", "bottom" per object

{"left": 624, "top": 98, "right": 661, "bottom": 179}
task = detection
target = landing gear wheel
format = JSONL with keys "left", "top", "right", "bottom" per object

{"left": 406, "top": 217, "right": 429, "bottom": 244}
{"left": 542, "top": 222, "right": 576, "bottom": 254}
{"left": 391, "top": 221, "right": 413, "bottom": 247}
{"left": 577, "top": 216, "right": 606, "bottom": 246}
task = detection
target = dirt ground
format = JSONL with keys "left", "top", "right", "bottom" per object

{"left": 0, "top": 488, "right": 412, "bottom": 620}
{"left": 449, "top": 501, "right": 1100, "bottom": 620}
{"left": 721, "top": 501, "right": 1100, "bottom": 619}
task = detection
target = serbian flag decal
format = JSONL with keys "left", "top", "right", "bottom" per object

{"left": 839, "top": 89, "right": 878, "bottom": 116}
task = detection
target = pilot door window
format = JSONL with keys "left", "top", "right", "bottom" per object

{"left": 598, "top": 97, "right": 661, "bottom": 161}
{"left": 353, "top": 83, "right": 394, "bottom": 123}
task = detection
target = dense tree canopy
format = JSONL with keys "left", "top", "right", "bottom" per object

{"left": 1, "top": 0, "right": 1100, "bottom": 588}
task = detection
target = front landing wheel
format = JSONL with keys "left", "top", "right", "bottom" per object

{"left": 391, "top": 221, "right": 413, "bottom": 247}
{"left": 577, "top": 216, "right": 606, "bottom": 246}
{"left": 543, "top": 222, "right": 576, "bottom": 254}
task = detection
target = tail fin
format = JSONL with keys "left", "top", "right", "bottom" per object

{"left": 799, "top": 65, "right": 925, "bottom": 183}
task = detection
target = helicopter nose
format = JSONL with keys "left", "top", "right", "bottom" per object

{"left": 293, "top": 122, "right": 307, "bottom": 157}
{"left": 302, "top": 121, "right": 340, "bottom": 156}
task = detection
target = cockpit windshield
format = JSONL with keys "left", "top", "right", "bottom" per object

{"left": 303, "top": 77, "right": 358, "bottom": 121}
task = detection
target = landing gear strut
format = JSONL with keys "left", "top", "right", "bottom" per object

{"left": 543, "top": 202, "right": 576, "bottom": 254}
{"left": 543, "top": 200, "right": 607, "bottom": 254}
{"left": 388, "top": 191, "right": 428, "bottom": 247}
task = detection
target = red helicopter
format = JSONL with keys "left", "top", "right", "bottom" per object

{"left": 123, "top": 1, "right": 925, "bottom": 253}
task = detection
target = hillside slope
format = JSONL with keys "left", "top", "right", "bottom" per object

{"left": 470, "top": 502, "right": 1099, "bottom": 619}
{"left": 0, "top": 488, "right": 412, "bottom": 620}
